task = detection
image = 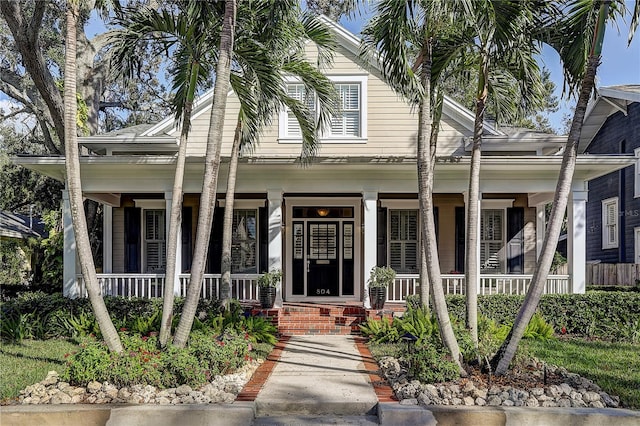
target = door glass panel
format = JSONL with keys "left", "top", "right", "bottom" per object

{"left": 308, "top": 223, "right": 337, "bottom": 260}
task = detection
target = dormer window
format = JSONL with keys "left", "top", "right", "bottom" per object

{"left": 279, "top": 75, "right": 367, "bottom": 143}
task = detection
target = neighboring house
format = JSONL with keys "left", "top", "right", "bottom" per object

{"left": 14, "top": 19, "right": 634, "bottom": 306}
{"left": 0, "top": 210, "right": 48, "bottom": 284}
{"left": 582, "top": 85, "right": 640, "bottom": 264}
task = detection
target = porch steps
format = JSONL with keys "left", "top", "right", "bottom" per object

{"left": 277, "top": 303, "right": 366, "bottom": 335}
{"left": 254, "top": 303, "right": 406, "bottom": 336}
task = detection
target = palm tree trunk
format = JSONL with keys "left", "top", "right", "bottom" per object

{"left": 492, "top": 3, "right": 609, "bottom": 375}
{"left": 159, "top": 61, "right": 200, "bottom": 347}
{"left": 465, "top": 61, "right": 489, "bottom": 349}
{"left": 220, "top": 116, "right": 243, "bottom": 310}
{"left": 173, "top": 0, "right": 236, "bottom": 348}
{"left": 417, "top": 40, "right": 465, "bottom": 373}
{"left": 64, "top": 2, "right": 122, "bottom": 353}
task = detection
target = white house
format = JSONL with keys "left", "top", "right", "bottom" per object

{"left": 14, "top": 19, "right": 634, "bottom": 308}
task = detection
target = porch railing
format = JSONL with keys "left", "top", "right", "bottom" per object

{"left": 78, "top": 273, "right": 260, "bottom": 300}
{"left": 387, "top": 274, "right": 571, "bottom": 302}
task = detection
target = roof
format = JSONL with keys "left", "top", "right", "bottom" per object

{"left": 0, "top": 210, "right": 47, "bottom": 240}
{"left": 140, "top": 15, "right": 504, "bottom": 139}
{"left": 579, "top": 85, "right": 640, "bottom": 153}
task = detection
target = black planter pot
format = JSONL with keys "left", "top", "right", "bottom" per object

{"left": 259, "top": 287, "right": 277, "bottom": 309}
{"left": 369, "top": 287, "right": 387, "bottom": 310}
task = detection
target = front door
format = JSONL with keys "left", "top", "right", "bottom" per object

{"left": 307, "top": 222, "right": 339, "bottom": 296}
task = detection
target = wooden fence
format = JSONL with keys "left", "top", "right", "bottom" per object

{"left": 586, "top": 263, "right": 640, "bottom": 286}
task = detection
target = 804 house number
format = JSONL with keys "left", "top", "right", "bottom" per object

{"left": 316, "top": 289, "right": 331, "bottom": 295}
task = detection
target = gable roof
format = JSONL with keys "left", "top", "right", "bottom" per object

{"left": 580, "top": 85, "right": 640, "bottom": 153}
{"left": 141, "top": 15, "right": 503, "bottom": 138}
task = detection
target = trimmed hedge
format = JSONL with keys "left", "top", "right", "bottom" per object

{"left": 446, "top": 291, "right": 640, "bottom": 342}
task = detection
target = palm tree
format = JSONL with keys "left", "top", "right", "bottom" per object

{"left": 362, "top": 0, "right": 468, "bottom": 373}
{"left": 63, "top": 1, "right": 122, "bottom": 353}
{"left": 110, "top": 1, "right": 220, "bottom": 346}
{"left": 173, "top": 0, "right": 237, "bottom": 348}
{"left": 493, "top": 0, "right": 640, "bottom": 375}
{"left": 450, "top": 1, "right": 546, "bottom": 348}
{"left": 219, "top": 10, "right": 338, "bottom": 309}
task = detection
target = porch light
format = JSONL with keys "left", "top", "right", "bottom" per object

{"left": 317, "top": 208, "right": 330, "bottom": 217}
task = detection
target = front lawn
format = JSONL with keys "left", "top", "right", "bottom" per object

{"left": 0, "top": 339, "right": 79, "bottom": 402}
{"left": 525, "top": 338, "right": 640, "bottom": 409}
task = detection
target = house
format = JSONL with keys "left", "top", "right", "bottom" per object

{"left": 13, "top": 19, "right": 635, "bottom": 308}
{"left": 581, "top": 85, "right": 640, "bottom": 265}
{"left": 0, "top": 210, "right": 48, "bottom": 285}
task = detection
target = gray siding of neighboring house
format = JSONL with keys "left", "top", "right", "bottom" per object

{"left": 586, "top": 102, "right": 640, "bottom": 263}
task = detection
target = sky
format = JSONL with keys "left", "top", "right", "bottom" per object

{"left": 338, "top": 2, "right": 640, "bottom": 133}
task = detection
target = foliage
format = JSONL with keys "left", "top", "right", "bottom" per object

{"left": 0, "top": 239, "right": 30, "bottom": 286}
{"left": 445, "top": 292, "right": 640, "bottom": 343}
{"left": 522, "top": 313, "right": 554, "bottom": 340}
{"left": 0, "top": 339, "right": 79, "bottom": 401}
{"left": 359, "top": 316, "right": 398, "bottom": 344}
{"left": 367, "top": 266, "right": 396, "bottom": 288}
{"left": 258, "top": 269, "right": 282, "bottom": 288}
{"left": 406, "top": 344, "right": 461, "bottom": 384}
{"left": 526, "top": 338, "right": 640, "bottom": 409}
{"left": 37, "top": 210, "right": 63, "bottom": 292}
{"left": 394, "top": 306, "right": 438, "bottom": 346}
{"left": 63, "top": 329, "right": 252, "bottom": 388}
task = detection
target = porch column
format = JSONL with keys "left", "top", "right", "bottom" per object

{"left": 363, "top": 191, "right": 377, "bottom": 309}
{"left": 165, "top": 191, "right": 181, "bottom": 295}
{"left": 62, "top": 190, "right": 80, "bottom": 298}
{"left": 568, "top": 190, "right": 588, "bottom": 294}
{"left": 267, "top": 190, "right": 283, "bottom": 308}
{"left": 103, "top": 205, "right": 113, "bottom": 273}
{"left": 536, "top": 204, "right": 546, "bottom": 259}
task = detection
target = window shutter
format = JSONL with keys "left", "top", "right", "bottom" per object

{"left": 602, "top": 198, "right": 618, "bottom": 249}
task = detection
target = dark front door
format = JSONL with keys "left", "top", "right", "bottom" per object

{"left": 307, "top": 222, "right": 339, "bottom": 296}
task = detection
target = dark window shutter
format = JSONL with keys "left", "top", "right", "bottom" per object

{"left": 259, "top": 206, "right": 268, "bottom": 273}
{"left": 124, "top": 207, "right": 141, "bottom": 273}
{"left": 377, "top": 207, "right": 387, "bottom": 266}
{"left": 206, "top": 207, "right": 224, "bottom": 274}
{"left": 181, "top": 207, "right": 192, "bottom": 273}
{"left": 507, "top": 207, "right": 525, "bottom": 274}
{"left": 455, "top": 207, "right": 465, "bottom": 273}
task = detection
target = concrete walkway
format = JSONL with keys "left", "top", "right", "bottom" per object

{"left": 254, "top": 335, "right": 379, "bottom": 417}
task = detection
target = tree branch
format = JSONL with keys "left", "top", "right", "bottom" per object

{"left": 28, "top": 0, "right": 46, "bottom": 45}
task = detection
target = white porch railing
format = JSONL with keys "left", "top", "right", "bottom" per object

{"left": 387, "top": 274, "right": 571, "bottom": 302}
{"left": 78, "top": 273, "right": 260, "bottom": 300}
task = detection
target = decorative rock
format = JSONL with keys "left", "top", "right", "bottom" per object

{"left": 559, "top": 383, "right": 573, "bottom": 395}
{"left": 41, "top": 371, "right": 59, "bottom": 386}
{"left": 558, "top": 398, "right": 571, "bottom": 408}
{"left": 451, "top": 397, "right": 463, "bottom": 406}
{"left": 589, "top": 401, "right": 605, "bottom": 408}
{"left": 502, "top": 399, "right": 515, "bottom": 407}
{"left": 462, "top": 381, "right": 475, "bottom": 394}
{"left": 530, "top": 387, "right": 544, "bottom": 397}
{"left": 475, "top": 397, "right": 487, "bottom": 406}
{"left": 541, "top": 400, "right": 558, "bottom": 407}
{"left": 599, "top": 392, "right": 619, "bottom": 408}
{"left": 582, "top": 391, "right": 600, "bottom": 403}
{"left": 417, "top": 392, "right": 431, "bottom": 406}
{"left": 175, "top": 385, "right": 192, "bottom": 396}
{"left": 487, "top": 396, "right": 502, "bottom": 406}
{"left": 400, "top": 398, "right": 418, "bottom": 405}
{"left": 87, "top": 381, "right": 102, "bottom": 394}
{"left": 472, "top": 388, "right": 487, "bottom": 399}
{"left": 525, "top": 397, "right": 539, "bottom": 407}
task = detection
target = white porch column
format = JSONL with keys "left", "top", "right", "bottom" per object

{"left": 536, "top": 204, "right": 546, "bottom": 259}
{"left": 62, "top": 190, "right": 80, "bottom": 298}
{"left": 568, "top": 190, "right": 588, "bottom": 294}
{"left": 103, "top": 205, "right": 113, "bottom": 273}
{"left": 267, "top": 190, "right": 283, "bottom": 308}
{"left": 363, "top": 191, "right": 377, "bottom": 309}
{"left": 165, "top": 191, "right": 181, "bottom": 296}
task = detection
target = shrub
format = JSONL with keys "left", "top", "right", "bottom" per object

{"left": 523, "top": 313, "right": 554, "bottom": 340}
{"left": 406, "top": 344, "right": 460, "bottom": 383}
{"left": 395, "top": 305, "right": 438, "bottom": 346}
{"left": 359, "top": 316, "right": 398, "bottom": 343}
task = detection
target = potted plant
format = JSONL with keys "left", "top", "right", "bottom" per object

{"left": 368, "top": 266, "right": 395, "bottom": 310}
{"left": 258, "top": 269, "right": 281, "bottom": 309}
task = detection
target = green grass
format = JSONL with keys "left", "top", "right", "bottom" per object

{"left": 0, "top": 339, "right": 79, "bottom": 402}
{"left": 525, "top": 338, "right": 640, "bottom": 409}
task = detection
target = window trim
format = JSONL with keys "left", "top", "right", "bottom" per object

{"left": 143, "top": 209, "right": 166, "bottom": 273}
{"left": 634, "top": 147, "right": 640, "bottom": 198}
{"left": 231, "top": 208, "right": 259, "bottom": 274}
{"left": 278, "top": 75, "right": 368, "bottom": 144}
{"left": 602, "top": 197, "right": 619, "bottom": 250}
{"left": 480, "top": 208, "right": 506, "bottom": 274}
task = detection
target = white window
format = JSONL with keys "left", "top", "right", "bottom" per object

{"left": 480, "top": 209, "right": 504, "bottom": 273}
{"left": 602, "top": 197, "right": 619, "bottom": 249}
{"left": 284, "top": 84, "right": 316, "bottom": 137}
{"left": 389, "top": 210, "right": 418, "bottom": 273}
{"left": 279, "top": 75, "right": 367, "bottom": 142}
{"left": 144, "top": 209, "right": 166, "bottom": 273}
{"left": 330, "top": 83, "right": 360, "bottom": 137}
{"left": 232, "top": 209, "right": 257, "bottom": 273}
{"left": 635, "top": 147, "right": 640, "bottom": 198}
